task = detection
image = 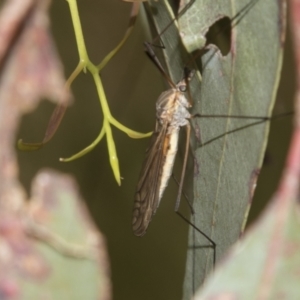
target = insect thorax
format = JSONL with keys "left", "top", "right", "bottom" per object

{"left": 156, "top": 88, "right": 191, "bottom": 129}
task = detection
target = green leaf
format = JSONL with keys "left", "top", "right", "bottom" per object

{"left": 145, "top": 0, "right": 286, "bottom": 297}
{"left": 22, "top": 170, "right": 110, "bottom": 300}
{"left": 194, "top": 194, "right": 300, "bottom": 299}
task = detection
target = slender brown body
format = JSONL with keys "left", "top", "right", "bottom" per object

{"left": 132, "top": 78, "right": 191, "bottom": 236}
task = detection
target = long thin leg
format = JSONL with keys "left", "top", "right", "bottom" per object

{"left": 173, "top": 123, "right": 216, "bottom": 267}
{"left": 172, "top": 173, "right": 195, "bottom": 214}
{"left": 175, "top": 123, "right": 191, "bottom": 212}
{"left": 172, "top": 158, "right": 216, "bottom": 255}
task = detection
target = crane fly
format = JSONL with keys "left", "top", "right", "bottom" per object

{"left": 131, "top": 0, "right": 260, "bottom": 237}
{"left": 130, "top": 35, "right": 207, "bottom": 236}
{"left": 132, "top": 65, "right": 194, "bottom": 237}
{"left": 131, "top": 0, "right": 265, "bottom": 237}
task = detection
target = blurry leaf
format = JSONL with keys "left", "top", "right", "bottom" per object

{"left": 0, "top": 1, "right": 109, "bottom": 299}
{"left": 144, "top": 0, "right": 286, "bottom": 296}
{"left": 0, "top": 0, "right": 69, "bottom": 214}
{"left": 4, "top": 0, "right": 72, "bottom": 150}
{"left": 194, "top": 186, "right": 300, "bottom": 299}
{"left": 25, "top": 170, "right": 110, "bottom": 300}
{"left": 0, "top": 0, "right": 70, "bottom": 115}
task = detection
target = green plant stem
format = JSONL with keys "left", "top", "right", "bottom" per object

{"left": 61, "top": 0, "right": 151, "bottom": 185}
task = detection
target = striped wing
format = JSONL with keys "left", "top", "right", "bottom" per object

{"left": 132, "top": 121, "right": 168, "bottom": 236}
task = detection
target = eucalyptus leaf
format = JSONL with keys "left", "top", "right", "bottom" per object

{"left": 145, "top": 0, "right": 285, "bottom": 298}
{"left": 23, "top": 171, "right": 110, "bottom": 300}
{"left": 194, "top": 193, "right": 300, "bottom": 299}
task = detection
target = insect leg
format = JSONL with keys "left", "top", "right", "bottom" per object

{"left": 173, "top": 123, "right": 216, "bottom": 263}
{"left": 175, "top": 123, "right": 191, "bottom": 212}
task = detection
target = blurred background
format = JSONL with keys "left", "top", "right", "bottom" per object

{"left": 16, "top": 1, "right": 294, "bottom": 299}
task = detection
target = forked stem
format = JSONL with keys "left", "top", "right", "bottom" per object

{"left": 19, "top": 1, "right": 151, "bottom": 185}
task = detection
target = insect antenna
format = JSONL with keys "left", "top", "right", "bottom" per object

{"left": 144, "top": 41, "right": 176, "bottom": 88}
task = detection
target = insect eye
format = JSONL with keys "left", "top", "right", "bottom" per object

{"left": 179, "top": 85, "right": 187, "bottom": 92}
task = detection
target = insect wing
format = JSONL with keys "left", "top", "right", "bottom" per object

{"left": 132, "top": 122, "right": 168, "bottom": 236}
